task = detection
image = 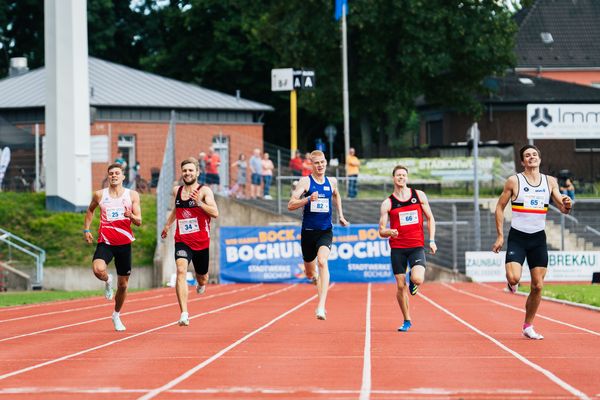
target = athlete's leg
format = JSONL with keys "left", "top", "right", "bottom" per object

{"left": 315, "top": 246, "right": 331, "bottom": 311}
{"left": 304, "top": 259, "right": 317, "bottom": 284}
{"left": 525, "top": 266, "right": 546, "bottom": 325}
{"left": 505, "top": 261, "right": 523, "bottom": 292}
{"left": 175, "top": 258, "right": 190, "bottom": 313}
{"left": 92, "top": 259, "right": 110, "bottom": 281}
{"left": 394, "top": 273, "right": 410, "bottom": 321}
{"left": 114, "top": 275, "right": 129, "bottom": 313}
{"left": 409, "top": 265, "right": 425, "bottom": 286}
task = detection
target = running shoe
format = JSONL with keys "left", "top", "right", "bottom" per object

{"left": 409, "top": 280, "right": 419, "bottom": 296}
{"left": 315, "top": 307, "right": 326, "bottom": 320}
{"left": 507, "top": 282, "right": 519, "bottom": 294}
{"left": 104, "top": 274, "right": 114, "bottom": 300}
{"left": 523, "top": 325, "right": 544, "bottom": 340}
{"left": 196, "top": 285, "right": 206, "bottom": 295}
{"left": 178, "top": 312, "right": 190, "bottom": 326}
{"left": 112, "top": 314, "right": 126, "bottom": 332}
{"left": 398, "top": 320, "right": 412, "bottom": 332}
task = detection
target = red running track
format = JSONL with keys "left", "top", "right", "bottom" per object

{"left": 0, "top": 282, "right": 598, "bottom": 399}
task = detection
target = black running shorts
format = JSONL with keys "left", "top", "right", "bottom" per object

{"left": 174, "top": 242, "right": 210, "bottom": 275}
{"left": 390, "top": 247, "right": 427, "bottom": 275}
{"left": 505, "top": 228, "right": 548, "bottom": 269}
{"left": 93, "top": 243, "right": 132, "bottom": 276}
{"left": 300, "top": 228, "right": 333, "bottom": 262}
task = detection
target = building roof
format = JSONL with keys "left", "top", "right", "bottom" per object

{"left": 416, "top": 72, "right": 600, "bottom": 110}
{"left": 515, "top": 0, "right": 600, "bottom": 69}
{"left": 484, "top": 72, "right": 600, "bottom": 104}
{"left": 0, "top": 57, "right": 273, "bottom": 111}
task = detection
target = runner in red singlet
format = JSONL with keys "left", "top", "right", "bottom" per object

{"left": 378, "top": 165, "right": 436, "bottom": 332}
{"left": 84, "top": 163, "right": 142, "bottom": 331}
{"left": 161, "top": 158, "right": 219, "bottom": 326}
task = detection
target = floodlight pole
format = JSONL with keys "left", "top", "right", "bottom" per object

{"left": 472, "top": 123, "right": 481, "bottom": 251}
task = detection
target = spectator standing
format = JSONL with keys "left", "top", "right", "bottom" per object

{"left": 262, "top": 152, "right": 275, "bottom": 200}
{"left": 234, "top": 153, "right": 248, "bottom": 198}
{"left": 289, "top": 150, "right": 303, "bottom": 177}
{"left": 302, "top": 152, "right": 313, "bottom": 176}
{"left": 249, "top": 148, "right": 263, "bottom": 199}
{"left": 346, "top": 147, "right": 361, "bottom": 198}
{"left": 205, "top": 146, "right": 221, "bottom": 193}
{"left": 198, "top": 152, "right": 207, "bottom": 185}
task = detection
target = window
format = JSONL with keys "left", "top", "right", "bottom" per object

{"left": 575, "top": 139, "right": 600, "bottom": 151}
{"left": 426, "top": 120, "right": 443, "bottom": 146}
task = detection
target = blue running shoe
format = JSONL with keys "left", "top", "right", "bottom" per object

{"left": 398, "top": 320, "right": 412, "bottom": 332}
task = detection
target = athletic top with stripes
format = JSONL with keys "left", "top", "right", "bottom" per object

{"left": 302, "top": 175, "right": 333, "bottom": 230}
{"left": 388, "top": 188, "right": 424, "bottom": 248}
{"left": 98, "top": 188, "right": 135, "bottom": 245}
{"left": 174, "top": 185, "right": 211, "bottom": 250}
{"left": 511, "top": 173, "right": 550, "bottom": 234}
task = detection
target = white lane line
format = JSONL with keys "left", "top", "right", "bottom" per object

{"left": 137, "top": 290, "right": 317, "bottom": 400}
{"left": 0, "top": 289, "right": 173, "bottom": 313}
{"left": 0, "top": 386, "right": 533, "bottom": 396}
{"left": 0, "top": 294, "right": 170, "bottom": 323}
{"left": 0, "top": 284, "right": 290, "bottom": 381}
{"left": 0, "top": 284, "right": 260, "bottom": 343}
{"left": 419, "top": 292, "right": 591, "bottom": 400}
{"left": 442, "top": 283, "right": 600, "bottom": 336}
{"left": 359, "top": 283, "right": 371, "bottom": 400}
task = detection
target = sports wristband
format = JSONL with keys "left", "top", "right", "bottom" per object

{"left": 83, "top": 229, "right": 90, "bottom": 233}
{"left": 429, "top": 239, "right": 435, "bottom": 243}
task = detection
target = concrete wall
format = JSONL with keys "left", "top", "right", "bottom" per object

{"left": 43, "top": 266, "right": 153, "bottom": 291}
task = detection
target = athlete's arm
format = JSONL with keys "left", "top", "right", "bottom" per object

{"left": 418, "top": 190, "right": 437, "bottom": 255}
{"left": 548, "top": 175, "right": 573, "bottom": 214}
{"left": 378, "top": 199, "right": 397, "bottom": 238}
{"left": 288, "top": 177, "right": 312, "bottom": 211}
{"left": 126, "top": 190, "right": 142, "bottom": 226}
{"left": 83, "top": 190, "right": 101, "bottom": 244}
{"left": 161, "top": 186, "right": 179, "bottom": 239}
{"left": 197, "top": 186, "right": 219, "bottom": 218}
{"left": 331, "top": 177, "right": 349, "bottom": 226}
{"left": 492, "top": 175, "right": 516, "bottom": 253}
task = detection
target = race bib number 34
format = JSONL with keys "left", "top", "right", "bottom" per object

{"left": 310, "top": 198, "right": 330, "bottom": 213}
{"left": 399, "top": 210, "right": 419, "bottom": 226}
{"left": 178, "top": 218, "right": 200, "bottom": 234}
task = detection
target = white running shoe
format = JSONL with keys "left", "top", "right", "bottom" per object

{"left": 178, "top": 312, "right": 190, "bottom": 326}
{"left": 112, "top": 314, "right": 126, "bottom": 332}
{"left": 315, "top": 307, "right": 326, "bottom": 320}
{"left": 104, "top": 274, "right": 114, "bottom": 300}
{"left": 196, "top": 285, "right": 206, "bottom": 295}
{"left": 507, "top": 282, "right": 518, "bottom": 294}
{"left": 523, "top": 325, "right": 544, "bottom": 340}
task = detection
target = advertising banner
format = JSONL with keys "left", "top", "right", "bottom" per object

{"left": 527, "top": 104, "right": 600, "bottom": 139}
{"left": 361, "top": 156, "right": 502, "bottom": 183}
{"left": 465, "top": 251, "right": 600, "bottom": 282}
{"left": 220, "top": 225, "right": 395, "bottom": 283}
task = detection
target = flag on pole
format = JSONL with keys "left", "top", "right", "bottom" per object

{"left": 335, "top": 0, "right": 348, "bottom": 20}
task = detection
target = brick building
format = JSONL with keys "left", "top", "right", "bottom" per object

{"left": 0, "top": 57, "right": 272, "bottom": 191}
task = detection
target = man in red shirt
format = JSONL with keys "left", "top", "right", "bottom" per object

{"left": 205, "top": 146, "right": 221, "bottom": 193}
{"left": 378, "top": 165, "right": 436, "bottom": 332}
{"left": 289, "top": 150, "right": 303, "bottom": 176}
{"left": 84, "top": 163, "right": 142, "bottom": 331}
{"left": 162, "top": 158, "right": 219, "bottom": 326}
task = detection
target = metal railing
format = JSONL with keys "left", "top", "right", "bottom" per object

{"left": 0, "top": 227, "right": 45, "bottom": 289}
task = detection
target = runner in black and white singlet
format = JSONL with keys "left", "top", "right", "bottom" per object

{"left": 162, "top": 158, "right": 219, "bottom": 326}
{"left": 84, "top": 163, "right": 142, "bottom": 331}
{"left": 288, "top": 150, "right": 349, "bottom": 321}
{"left": 493, "top": 145, "right": 572, "bottom": 340}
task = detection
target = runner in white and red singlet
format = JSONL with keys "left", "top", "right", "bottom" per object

{"left": 84, "top": 163, "right": 142, "bottom": 332}
{"left": 162, "top": 157, "right": 219, "bottom": 326}
{"left": 493, "top": 145, "right": 572, "bottom": 340}
{"left": 378, "top": 165, "right": 436, "bottom": 332}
